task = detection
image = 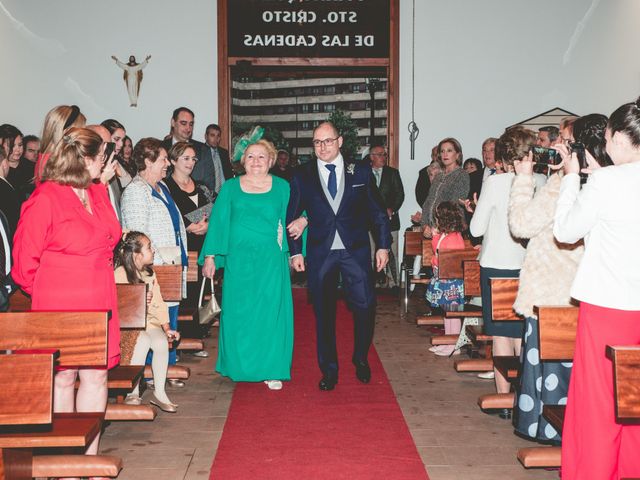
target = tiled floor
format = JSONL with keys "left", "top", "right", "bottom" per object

{"left": 100, "top": 289, "right": 558, "bottom": 479}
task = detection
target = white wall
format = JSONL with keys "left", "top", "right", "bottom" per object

{"left": 0, "top": 0, "right": 218, "bottom": 142}
{"left": 3, "top": 0, "right": 640, "bottom": 233}
{"left": 397, "top": 0, "right": 640, "bottom": 225}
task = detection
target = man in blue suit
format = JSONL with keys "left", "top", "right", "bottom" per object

{"left": 287, "top": 122, "right": 391, "bottom": 391}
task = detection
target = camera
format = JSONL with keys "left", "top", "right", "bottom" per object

{"left": 531, "top": 146, "right": 559, "bottom": 166}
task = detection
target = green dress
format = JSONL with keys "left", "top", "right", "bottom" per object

{"left": 198, "top": 176, "right": 293, "bottom": 381}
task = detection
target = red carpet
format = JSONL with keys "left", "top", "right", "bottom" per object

{"left": 210, "top": 289, "right": 428, "bottom": 479}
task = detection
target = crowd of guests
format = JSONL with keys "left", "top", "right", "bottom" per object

{"left": 1, "top": 96, "right": 639, "bottom": 479}
{"left": 416, "top": 100, "right": 640, "bottom": 479}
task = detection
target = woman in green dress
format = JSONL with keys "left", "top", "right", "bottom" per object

{"left": 199, "top": 139, "right": 293, "bottom": 390}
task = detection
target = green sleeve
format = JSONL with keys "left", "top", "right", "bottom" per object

{"left": 198, "top": 180, "right": 233, "bottom": 268}
{"left": 279, "top": 177, "right": 291, "bottom": 254}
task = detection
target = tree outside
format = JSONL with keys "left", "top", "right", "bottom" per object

{"left": 327, "top": 109, "right": 359, "bottom": 163}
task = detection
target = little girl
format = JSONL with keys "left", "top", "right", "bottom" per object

{"left": 425, "top": 202, "right": 466, "bottom": 356}
{"left": 114, "top": 231, "right": 180, "bottom": 412}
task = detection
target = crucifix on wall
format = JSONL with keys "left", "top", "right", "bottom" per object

{"left": 111, "top": 54, "right": 151, "bottom": 107}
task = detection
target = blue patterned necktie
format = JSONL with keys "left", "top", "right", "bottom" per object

{"left": 325, "top": 164, "right": 337, "bottom": 199}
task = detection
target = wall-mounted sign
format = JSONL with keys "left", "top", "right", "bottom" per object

{"left": 228, "top": 0, "right": 390, "bottom": 58}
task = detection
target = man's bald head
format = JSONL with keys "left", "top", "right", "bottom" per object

{"left": 87, "top": 124, "right": 110, "bottom": 143}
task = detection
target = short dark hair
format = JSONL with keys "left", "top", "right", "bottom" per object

{"left": 205, "top": 124, "right": 221, "bottom": 135}
{"left": 539, "top": 126, "right": 559, "bottom": 143}
{"left": 434, "top": 201, "right": 465, "bottom": 234}
{"left": 172, "top": 107, "right": 194, "bottom": 121}
{"left": 463, "top": 157, "right": 483, "bottom": 171}
{"left": 23, "top": 135, "right": 39, "bottom": 146}
{"left": 133, "top": 137, "right": 165, "bottom": 172}
{"left": 101, "top": 119, "right": 125, "bottom": 135}
{"left": 608, "top": 97, "right": 640, "bottom": 148}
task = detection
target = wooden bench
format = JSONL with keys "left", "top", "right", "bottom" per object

{"left": 607, "top": 346, "right": 640, "bottom": 423}
{"left": 517, "top": 305, "right": 578, "bottom": 469}
{"left": 116, "top": 283, "right": 190, "bottom": 399}
{"left": 155, "top": 263, "right": 205, "bottom": 352}
{"left": 0, "top": 318, "right": 122, "bottom": 479}
{"left": 427, "top": 249, "right": 480, "bottom": 342}
{"left": 402, "top": 230, "right": 428, "bottom": 313}
{"left": 475, "top": 279, "right": 521, "bottom": 415}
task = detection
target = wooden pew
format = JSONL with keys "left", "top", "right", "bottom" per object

{"left": 8, "top": 287, "right": 156, "bottom": 419}
{"left": 0, "top": 351, "right": 56, "bottom": 426}
{"left": 477, "top": 278, "right": 521, "bottom": 413}
{"left": 517, "top": 305, "right": 578, "bottom": 469}
{"left": 116, "top": 283, "right": 189, "bottom": 405}
{"left": 0, "top": 311, "right": 108, "bottom": 368}
{"left": 537, "top": 305, "right": 578, "bottom": 438}
{"left": 427, "top": 249, "right": 481, "bottom": 342}
{"left": 401, "top": 230, "right": 424, "bottom": 313}
{"left": 453, "top": 261, "right": 492, "bottom": 372}
{"left": 0, "top": 343, "right": 121, "bottom": 478}
{"left": 607, "top": 346, "right": 640, "bottom": 423}
{"left": 155, "top": 264, "right": 204, "bottom": 353}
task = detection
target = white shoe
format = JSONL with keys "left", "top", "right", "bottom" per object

{"left": 428, "top": 345, "right": 440, "bottom": 353}
{"left": 264, "top": 380, "right": 283, "bottom": 390}
{"left": 434, "top": 347, "right": 460, "bottom": 357}
{"left": 477, "top": 371, "right": 495, "bottom": 379}
{"left": 124, "top": 393, "right": 142, "bottom": 405}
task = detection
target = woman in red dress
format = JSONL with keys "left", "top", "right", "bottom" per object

{"left": 12, "top": 127, "right": 121, "bottom": 456}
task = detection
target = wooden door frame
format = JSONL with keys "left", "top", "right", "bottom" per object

{"left": 217, "top": 0, "right": 400, "bottom": 168}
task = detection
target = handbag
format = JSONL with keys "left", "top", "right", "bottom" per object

{"left": 198, "top": 277, "right": 221, "bottom": 325}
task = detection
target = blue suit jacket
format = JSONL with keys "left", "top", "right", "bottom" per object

{"left": 286, "top": 159, "right": 391, "bottom": 271}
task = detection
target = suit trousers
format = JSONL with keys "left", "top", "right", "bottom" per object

{"left": 309, "top": 249, "right": 376, "bottom": 378}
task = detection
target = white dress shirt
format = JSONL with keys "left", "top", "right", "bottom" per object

{"left": 554, "top": 163, "right": 640, "bottom": 310}
{"left": 317, "top": 154, "right": 344, "bottom": 187}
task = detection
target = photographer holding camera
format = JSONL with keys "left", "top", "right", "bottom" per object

{"left": 553, "top": 105, "right": 638, "bottom": 479}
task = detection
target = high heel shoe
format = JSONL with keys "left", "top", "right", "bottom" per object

{"left": 150, "top": 395, "right": 177, "bottom": 413}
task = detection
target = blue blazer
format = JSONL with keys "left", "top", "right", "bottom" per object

{"left": 286, "top": 160, "right": 391, "bottom": 270}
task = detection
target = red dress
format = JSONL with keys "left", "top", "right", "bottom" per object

{"left": 12, "top": 181, "right": 122, "bottom": 369}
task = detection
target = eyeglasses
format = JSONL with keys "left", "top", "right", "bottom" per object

{"left": 178, "top": 155, "right": 198, "bottom": 162}
{"left": 312, "top": 137, "right": 339, "bottom": 148}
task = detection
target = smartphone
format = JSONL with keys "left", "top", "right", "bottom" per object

{"left": 531, "top": 146, "right": 559, "bottom": 166}
{"left": 103, "top": 142, "right": 116, "bottom": 162}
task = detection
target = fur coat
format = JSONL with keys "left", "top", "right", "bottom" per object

{"left": 508, "top": 173, "right": 584, "bottom": 318}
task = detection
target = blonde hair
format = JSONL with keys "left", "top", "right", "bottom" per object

{"left": 40, "top": 105, "right": 87, "bottom": 154}
{"left": 41, "top": 127, "right": 101, "bottom": 188}
{"left": 240, "top": 139, "right": 277, "bottom": 168}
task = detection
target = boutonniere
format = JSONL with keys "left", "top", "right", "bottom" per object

{"left": 346, "top": 163, "right": 355, "bottom": 175}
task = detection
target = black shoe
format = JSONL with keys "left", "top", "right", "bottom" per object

{"left": 318, "top": 375, "right": 337, "bottom": 391}
{"left": 498, "top": 408, "right": 512, "bottom": 420}
{"left": 353, "top": 360, "right": 371, "bottom": 384}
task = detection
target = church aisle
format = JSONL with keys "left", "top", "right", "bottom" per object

{"left": 99, "top": 288, "right": 558, "bottom": 480}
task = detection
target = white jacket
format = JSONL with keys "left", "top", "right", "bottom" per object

{"left": 554, "top": 163, "right": 640, "bottom": 310}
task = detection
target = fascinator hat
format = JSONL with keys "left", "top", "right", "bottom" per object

{"left": 232, "top": 125, "right": 264, "bottom": 162}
